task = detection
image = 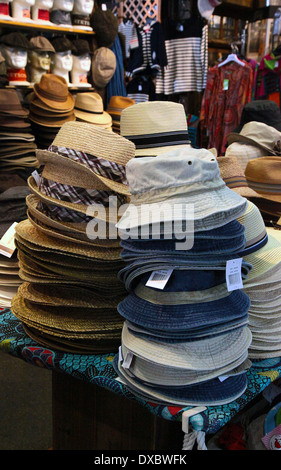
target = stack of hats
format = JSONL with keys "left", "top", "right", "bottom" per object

{"left": 225, "top": 121, "right": 281, "bottom": 171}
{"left": 28, "top": 73, "right": 75, "bottom": 149}
{"left": 120, "top": 101, "right": 191, "bottom": 157}
{"left": 244, "top": 157, "right": 281, "bottom": 226}
{"left": 11, "top": 121, "right": 136, "bottom": 354}
{"left": 238, "top": 201, "right": 281, "bottom": 359}
{"left": 0, "top": 89, "right": 39, "bottom": 174}
{"left": 74, "top": 92, "right": 112, "bottom": 130}
{"left": 112, "top": 146, "right": 254, "bottom": 407}
{"left": 106, "top": 96, "right": 135, "bottom": 134}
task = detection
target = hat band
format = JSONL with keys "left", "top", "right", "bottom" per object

{"left": 37, "top": 87, "right": 68, "bottom": 103}
{"left": 48, "top": 145, "right": 127, "bottom": 184}
{"left": 247, "top": 181, "right": 281, "bottom": 193}
{"left": 75, "top": 106, "right": 104, "bottom": 115}
{"left": 123, "top": 130, "right": 189, "bottom": 149}
{"left": 134, "top": 282, "right": 230, "bottom": 305}
{"left": 223, "top": 176, "right": 248, "bottom": 189}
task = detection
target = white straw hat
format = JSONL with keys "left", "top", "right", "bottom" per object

{"left": 120, "top": 101, "right": 191, "bottom": 157}
{"left": 225, "top": 142, "right": 268, "bottom": 171}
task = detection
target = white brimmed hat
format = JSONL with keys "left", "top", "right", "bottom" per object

{"left": 225, "top": 142, "right": 268, "bottom": 171}
{"left": 116, "top": 147, "right": 247, "bottom": 233}
{"left": 120, "top": 101, "right": 191, "bottom": 157}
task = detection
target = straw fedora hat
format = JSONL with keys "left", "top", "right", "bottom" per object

{"left": 120, "top": 101, "right": 191, "bottom": 157}
{"left": 33, "top": 73, "right": 74, "bottom": 111}
{"left": 106, "top": 96, "right": 135, "bottom": 133}
{"left": 35, "top": 121, "right": 135, "bottom": 196}
{"left": 227, "top": 121, "right": 281, "bottom": 156}
{"left": 74, "top": 92, "right": 112, "bottom": 128}
{"left": 29, "top": 111, "right": 75, "bottom": 127}
{"left": 245, "top": 157, "right": 281, "bottom": 203}
{"left": 217, "top": 155, "right": 259, "bottom": 199}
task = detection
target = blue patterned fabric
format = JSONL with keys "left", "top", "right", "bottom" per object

{"left": 1, "top": 308, "right": 280, "bottom": 434}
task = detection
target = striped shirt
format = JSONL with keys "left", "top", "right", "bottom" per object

{"left": 156, "top": 17, "right": 208, "bottom": 95}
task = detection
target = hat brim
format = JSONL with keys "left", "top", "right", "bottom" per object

{"left": 36, "top": 148, "right": 131, "bottom": 196}
{"left": 29, "top": 92, "right": 74, "bottom": 114}
{"left": 33, "top": 85, "right": 74, "bottom": 111}
{"left": 74, "top": 108, "right": 112, "bottom": 126}
{"left": 227, "top": 133, "right": 277, "bottom": 155}
{"left": 29, "top": 112, "right": 75, "bottom": 127}
{"left": 116, "top": 184, "right": 247, "bottom": 232}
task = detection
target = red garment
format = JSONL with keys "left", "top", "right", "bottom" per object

{"left": 200, "top": 61, "right": 253, "bottom": 155}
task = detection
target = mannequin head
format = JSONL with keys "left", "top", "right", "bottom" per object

{"left": 52, "top": 0, "right": 73, "bottom": 11}
{"left": 11, "top": 0, "right": 35, "bottom": 20}
{"left": 72, "top": 53, "right": 90, "bottom": 72}
{"left": 1, "top": 45, "right": 28, "bottom": 68}
{"left": 72, "top": 0, "right": 93, "bottom": 15}
{"left": 34, "top": 0, "right": 53, "bottom": 9}
{"left": 51, "top": 50, "right": 72, "bottom": 82}
{"left": 29, "top": 50, "right": 51, "bottom": 70}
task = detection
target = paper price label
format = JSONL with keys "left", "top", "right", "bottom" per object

{"left": 0, "top": 222, "right": 18, "bottom": 258}
{"left": 122, "top": 351, "right": 133, "bottom": 369}
{"left": 32, "top": 170, "right": 41, "bottom": 186}
{"left": 146, "top": 268, "right": 173, "bottom": 290}
{"left": 223, "top": 79, "right": 229, "bottom": 90}
{"left": 226, "top": 258, "right": 243, "bottom": 292}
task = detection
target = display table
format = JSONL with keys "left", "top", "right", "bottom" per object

{"left": 1, "top": 308, "right": 280, "bottom": 450}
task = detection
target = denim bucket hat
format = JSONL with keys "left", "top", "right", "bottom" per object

{"left": 117, "top": 271, "right": 250, "bottom": 332}
{"left": 122, "top": 322, "right": 252, "bottom": 370}
{"left": 120, "top": 342, "right": 251, "bottom": 386}
{"left": 116, "top": 147, "right": 247, "bottom": 235}
{"left": 113, "top": 354, "right": 248, "bottom": 406}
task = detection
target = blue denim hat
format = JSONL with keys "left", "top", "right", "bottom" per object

{"left": 118, "top": 261, "right": 253, "bottom": 292}
{"left": 113, "top": 354, "right": 248, "bottom": 406}
{"left": 125, "top": 316, "right": 249, "bottom": 343}
{"left": 117, "top": 286, "right": 250, "bottom": 332}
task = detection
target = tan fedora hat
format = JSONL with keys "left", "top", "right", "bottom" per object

{"left": 217, "top": 155, "right": 260, "bottom": 199}
{"left": 227, "top": 121, "right": 281, "bottom": 156}
{"left": 245, "top": 156, "right": 281, "bottom": 203}
{"left": 33, "top": 74, "right": 74, "bottom": 111}
{"left": 29, "top": 92, "right": 74, "bottom": 115}
{"left": 120, "top": 101, "right": 191, "bottom": 157}
{"left": 106, "top": 96, "right": 135, "bottom": 133}
{"left": 74, "top": 92, "right": 112, "bottom": 128}
{"left": 35, "top": 121, "right": 135, "bottom": 195}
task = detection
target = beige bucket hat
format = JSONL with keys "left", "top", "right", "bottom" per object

{"left": 227, "top": 121, "right": 281, "bottom": 156}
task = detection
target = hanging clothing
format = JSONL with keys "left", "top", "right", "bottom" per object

{"left": 126, "top": 75, "right": 156, "bottom": 103}
{"left": 126, "top": 21, "right": 168, "bottom": 77}
{"left": 155, "top": 17, "right": 208, "bottom": 95}
{"left": 118, "top": 19, "right": 135, "bottom": 59}
{"left": 200, "top": 61, "right": 253, "bottom": 155}
{"left": 255, "top": 52, "right": 281, "bottom": 106}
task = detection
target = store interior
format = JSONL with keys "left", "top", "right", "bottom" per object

{"left": 1, "top": 0, "right": 281, "bottom": 452}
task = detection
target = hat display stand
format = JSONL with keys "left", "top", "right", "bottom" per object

{"left": 71, "top": 0, "right": 93, "bottom": 31}
{"left": 31, "top": 0, "right": 55, "bottom": 25}
{"left": 49, "top": 0, "right": 74, "bottom": 25}
{"left": 11, "top": 0, "right": 35, "bottom": 22}
{"left": 113, "top": 146, "right": 255, "bottom": 409}
{"left": 0, "top": 38, "right": 31, "bottom": 85}
{"left": 0, "top": 0, "right": 13, "bottom": 20}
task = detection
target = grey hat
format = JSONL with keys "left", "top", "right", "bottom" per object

{"left": 30, "top": 36, "right": 55, "bottom": 54}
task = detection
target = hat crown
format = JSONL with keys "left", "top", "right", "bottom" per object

{"left": 0, "top": 89, "right": 21, "bottom": 108}
{"left": 120, "top": 101, "right": 187, "bottom": 137}
{"left": 245, "top": 156, "right": 281, "bottom": 184}
{"left": 75, "top": 92, "right": 103, "bottom": 113}
{"left": 51, "top": 121, "right": 135, "bottom": 165}
{"left": 30, "top": 36, "right": 55, "bottom": 53}
{"left": 107, "top": 96, "right": 135, "bottom": 110}
{"left": 37, "top": 73, "right": 68, "bottom": 99}
{"left": 240, "top": 121, "right": 281, "bottom": 147}
{"left": 126, "top": 147, "right": 220, "bottom": 195}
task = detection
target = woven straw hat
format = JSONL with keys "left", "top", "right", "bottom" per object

{"left": 243, "top": 227, "right": 281, "bottom": 285}
{"left": 15, "top": 219, "right": 122, "bottom": 260}
{"left": 121, "top": 321, "right": 252, "bottom": 371}
{"left": 74, "top": 92, "right": 112, "bottom": 128}
{"left": 225, "top": 142, "right": 269, "bottom": 171}
{"left": 35, "top": 121, "right": 135, "bottom": 196}
{"left": 237, "top": 201, "right": 267, "bottom": 249}
{"left": 217, "top": 155, "right": 259, "bottom": 199}
{"left": 245, "top": 156, "right": 281, "bottom": 203}
{"left": 120, "top": 101, "right": 191, "bottom": 157}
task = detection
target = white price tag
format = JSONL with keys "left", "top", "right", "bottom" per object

{"left": 138, "top": 84, "right": 142, "bottom": 91}
{"left": 32, "top": 170, "right": 41, "bottom": 186}
{"left": 226, "top": 258, "right": 243, "bottom": 292}
{"left": 122, "top": 350, "right": 133, "bottom": 369}
{"left": 146, "top": 268, "right": 173, "bottom": 290}
{"left": 101, "top": 3, "right": 107, "bottom": 10}
{"left": 218, "top": 375, "right": 229, "bottom": 382}
{"left": 275, "top": 60, "right": 279, "bottom": 68}
{"left": 118, "top": 345, "right": 123, "bottom": 362}
{"left": 0, "top": 222, "right": 18, "bottom": 258}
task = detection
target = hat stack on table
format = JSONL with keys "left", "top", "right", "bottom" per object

{"left": 11, "top": 121, "right": 136, "bottom": 354}
{"left": 106, "top": 96, "right": 135, "bottom": 134}
{"left": 28, "top": 73, "right": 75, "bottom": 149}
{"left": 74, "top": 92, "right": 112, "bottom": 130}
{"left": 108, "top": 103, "right": 255, "bottom": 407}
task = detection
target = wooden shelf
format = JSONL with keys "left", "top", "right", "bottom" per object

{"left": 0, "top": 19, "right": 94, "bottom": 35}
